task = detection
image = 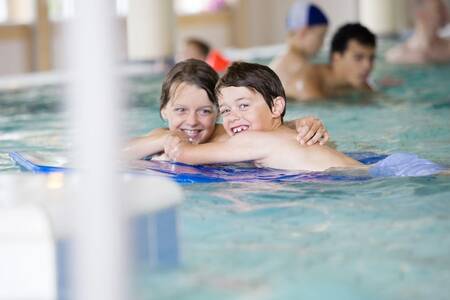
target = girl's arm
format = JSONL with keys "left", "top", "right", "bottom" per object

{"left": 284, "top": 116, "right": 329, "bottom": 145}
{"left": 122, "top": 128, "right": 169, "bottom": 161}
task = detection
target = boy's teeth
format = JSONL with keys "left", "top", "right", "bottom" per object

{"left": 232, "top": 126, "right": 248, "bottom": 133}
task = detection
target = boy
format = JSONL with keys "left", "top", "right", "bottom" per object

{"left": 164, "top": 61, "right": 362, "bottom": 172}
{"left": 270, "top": 0, "right": 328, "bottom": 100}
{"left": 295, "top": 23, "right": 376, "bottom": 101}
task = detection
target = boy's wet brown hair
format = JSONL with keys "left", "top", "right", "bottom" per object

{"left": 216, "top": 61, "right": 286, "bottom": 120}
{"left": 159, "top": 59, "right": 219, "bottom": 114}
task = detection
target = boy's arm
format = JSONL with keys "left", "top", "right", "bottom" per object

{"left": 122, "top": 128, "right": 169, "bottom": 161}
{"left": 164, "top": 131, "right": 269, "bottom": 165}
{"left": 284, "top": 116, "right": 329, "bottom": 145}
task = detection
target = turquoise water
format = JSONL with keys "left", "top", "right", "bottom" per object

{"left": 1, "top": 42, "right": 450, "bottom": 299}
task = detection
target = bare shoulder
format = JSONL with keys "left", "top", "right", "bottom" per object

{"left": 296, "top": 64, "right": 329, "bottom": 100}
{"left": 228, "top": 130, "right": 281, "bottom": 146}
{"left": 210, "top": 124, "right": 228, "bottom": 142}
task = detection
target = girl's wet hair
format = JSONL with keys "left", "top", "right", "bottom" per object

{"left": 216, "top": 61, "right": 286, "bottom": 119}
{"left": 159, "top": 59, "right": 219, "bottom": 113}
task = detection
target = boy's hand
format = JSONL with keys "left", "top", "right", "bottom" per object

{"left": 164, "top": 132, "right": 189, "bottom": 162}
{"left": 296, "top": 116, "right": 329, "bottom": 146}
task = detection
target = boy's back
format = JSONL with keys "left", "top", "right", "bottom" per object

{"left": 229, "top": 126, "right": 361, "bottom": 171}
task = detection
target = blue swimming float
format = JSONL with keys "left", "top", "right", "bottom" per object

{"left": 9, "top": 151, "right": 444, "bottom": 184}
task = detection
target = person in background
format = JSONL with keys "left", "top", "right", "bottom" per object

{"left": 178, "top": 38, "right": 211, "bottom": 62}
{"left": 386, "top": 0, "right": 450, "bottom": 64}
{"left": 270, "top": 0, "right": 329, "bottom": 100}
{"left": 294, "top": 23, "right": 376, "bottom": 101}
{"left": 178, "top": 37, "right": 230, "bottom": 72}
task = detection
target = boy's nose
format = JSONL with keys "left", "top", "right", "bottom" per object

{"left": 227, "top": 110, "right": 240, "bottom": 122}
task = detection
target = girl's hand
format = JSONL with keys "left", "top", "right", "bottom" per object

{"left": 295, "top": 116, "right": 329, "bottom": 146}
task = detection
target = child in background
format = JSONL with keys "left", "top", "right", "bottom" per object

{"left": 270, "top": 0, "right": 329, "bottom": 100}
{"left": 178, "top": 37, "right": 230, "bottom": 72}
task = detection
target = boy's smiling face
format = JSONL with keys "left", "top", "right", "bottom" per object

{"left": 218, "top": 86, "right": 280, "bottom": 136}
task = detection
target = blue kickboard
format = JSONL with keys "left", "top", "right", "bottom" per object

{"left": 9, "top": 151, "right": 443, "bottom": 184}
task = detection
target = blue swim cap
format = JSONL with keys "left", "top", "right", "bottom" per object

{"left": 286, "top": 0, "right": 328, "bottom": 31}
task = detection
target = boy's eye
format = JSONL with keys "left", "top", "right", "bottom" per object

{"left": 354, "top": 54, "right": 364, "bottom": 62}
{"left": 219, "top": 108, "right": 230, "bottom": 115}
{"left": 238, "top": 103, "right": 249, "bottom": 110}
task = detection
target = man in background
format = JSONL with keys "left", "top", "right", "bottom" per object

{"left": 294, "top": 23, "right": 376, "bottom": 101}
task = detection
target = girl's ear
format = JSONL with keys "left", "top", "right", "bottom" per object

{"left": 271, "top": 96, "right": 286, "bottom": 118}
{"left": 161, "top": 108, "right": 167, "bottom": 120}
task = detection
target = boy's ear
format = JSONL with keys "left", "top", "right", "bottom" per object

{"left": 331, "top": 52, "right": 342, "bottom": 65}
{"left": 271, "top": 96, "right": 286, "bottom": 118}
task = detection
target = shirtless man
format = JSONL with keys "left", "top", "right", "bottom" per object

{"left": 164, "top": 62, "right": 362, "bottom": 172}
{"left": 296, "top": 23, "right": 376, "bottom": 101}
{"left": 386, "top": 0, "right": 450, "bottom": 64}
{"left": 270, "top": 0, "right": 328, "bottom": 100}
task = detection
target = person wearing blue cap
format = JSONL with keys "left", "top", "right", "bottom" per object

{"left": 271, "top": 0, "right": 329, "bottom": 100}
{"left": 296, "top": 23, "right": 377, "bottom": 101}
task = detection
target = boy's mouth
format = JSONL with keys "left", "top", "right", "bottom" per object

{"left": 231, "top": 125, "right": 249, "bottom": 135}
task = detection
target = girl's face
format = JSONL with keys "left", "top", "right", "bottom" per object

{"left": 161, "top": 82, "right": 218, "bottom": 144}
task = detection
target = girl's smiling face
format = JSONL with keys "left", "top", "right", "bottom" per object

{"left": 218, "top": 86, "right": 278, "bottom": 136}
{"left": 161, "top": 82, "right": 218, "bottom": 144}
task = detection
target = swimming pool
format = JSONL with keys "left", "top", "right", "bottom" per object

{"left": 1, "top": 41, "right": 450, "bottom": 299}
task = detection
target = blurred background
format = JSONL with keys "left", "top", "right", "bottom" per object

{"left": 2, "top": 0, "right": 448, "bottom": 76}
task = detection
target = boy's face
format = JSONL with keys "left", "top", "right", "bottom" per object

{"left": 333, "top": 40, "right": 375, "bottom": 88}
{"left": 291, "top": 25, "right": 327, "bottom": 57}
{"left": 179, "top": 43, "right": 207, "bottom": 62}
{"left": 218, "top": 86, "right": 277, "bottom": 136}
{"left": 161, "top": 83, "right": 218, "bottom": 144}
{"left": 302, "top": 25, "right": 328, "bottom": 56}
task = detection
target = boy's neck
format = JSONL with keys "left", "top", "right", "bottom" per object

{"left": 287, "top": 44, "right": 310, "bottom": 62}
{"left": 271, "top": 118, "right": 283, "bottom": 130}
{"left": 328, "top": 64, "right": 353, "bottom": 89}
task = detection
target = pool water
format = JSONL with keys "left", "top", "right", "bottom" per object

{"left": 1, "top": 41, "right": 450, "bottom": 299}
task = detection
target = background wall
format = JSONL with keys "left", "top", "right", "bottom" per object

{"left": 0, "top": 0, "right": 449, "bottom": 76}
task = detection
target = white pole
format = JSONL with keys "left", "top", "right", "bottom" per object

{"left": 127, "top": 0, "right": 174, "bottom": 60}
{"left": 65, "top": 1, "right": 126, "bottom": 300}
{"left": 359, "top": 0, "right": 409, "bottom": 35}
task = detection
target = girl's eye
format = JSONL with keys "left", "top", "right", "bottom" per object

{"left": 199, "top": 109, "right": 212, "bottom": 116}
{"left": 174, "top": 107, "right": 185, "bottom": 113}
